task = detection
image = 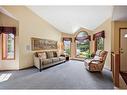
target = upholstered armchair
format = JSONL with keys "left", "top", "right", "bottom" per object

{"left": 84, "top": 50, "right": 108, "bottom": 72}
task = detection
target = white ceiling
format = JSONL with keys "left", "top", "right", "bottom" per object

{"left": 28, "top": 6, "right": 113, "bottom": 34}
{"left": 112, "top": 6, "right": 127, "bottom": 21}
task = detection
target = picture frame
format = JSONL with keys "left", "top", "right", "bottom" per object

{"left": 31, "top": 37, "right": 57, "bottom": 51}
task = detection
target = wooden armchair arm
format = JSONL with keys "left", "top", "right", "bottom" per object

{"left": 90, "top": 59, "right": 102, "bottom": 63}
{"left": 88, "top": 60, "right": 101, "bottom": 66}
{"left": 91, "top": 57, "right": 103, "bottom": 62}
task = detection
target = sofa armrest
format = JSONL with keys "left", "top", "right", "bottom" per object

{"left": 34, "top": 56, "right": 41, "bottom": 69}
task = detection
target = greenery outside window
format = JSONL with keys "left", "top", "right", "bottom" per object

{"left": 76, "top": 31, "right": 90, "bottom": 58}
{"left": 63, "top": 39, "right": 71, "bottom": 56}
{"left": 2, "top": 33, "right": 15, "bottom": 60}
{"left": 96, "top": 37, "right": 104, "bottom": 50}
{"left": 76, "top": 39, "right": 90, "bottom": 58}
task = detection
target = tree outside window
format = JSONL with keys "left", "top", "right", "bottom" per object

{"left": 76, "top": 31, "right": 90, "bottom": 58}
{"left": 2, "top": 33, "right": 15, "bottom": 60}
{"left": 64, "top": 40, "right": 71, "bottom": 56}
{"left": 96, "top": 37, "right": 104, "bottom": 50}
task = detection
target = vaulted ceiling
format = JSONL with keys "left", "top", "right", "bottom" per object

{"left": 28, "top": 6, "right": 113, "bottom": 34}
{"left": 2, "top": 6, "right": 126, "bottom": 34}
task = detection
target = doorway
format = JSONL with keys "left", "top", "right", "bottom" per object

{"left": 120, "top": 28, "right": 127, "bottom": 72}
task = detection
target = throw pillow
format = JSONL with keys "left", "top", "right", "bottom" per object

{"left": 37, "top": 52, "right": 47, "bottom": 59}
{"left": 46, "top": 51, "right": 54, "bottom": 58}
{"left": 53, "top": 51, "right": 58, "bottom": 57}
{"left": 93, "top": 56, "right": 102, "bottom": 61}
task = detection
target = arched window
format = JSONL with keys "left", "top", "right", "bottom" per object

{"left": 76, "top": 31, "right": 90, "bottom": 58}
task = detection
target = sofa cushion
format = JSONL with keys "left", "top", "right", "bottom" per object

{"left": 59, "top": 57, "right": 66, "bottom": 61}
{"left": 93, "top": 56, "right": 102, "bottom": 61}
{"left": 37, "top": 52, "right": 47, "bottom": 59}
{"left": 46, "top": 51, "right": 54, "bottom": 58}
{"left": 53, "top": 51, "right": 58, "bottom": 57}
{"left": 84, "top": 59, "right": 92, "bottom": 64}
{"left": 52, "top": 57, "right": 59, "bottom": 62}
{"left": 100, "top": 51, "right": 106, "bottom": 57}
{"left": 42, "top": 59, "right": 52, "bottom": 65}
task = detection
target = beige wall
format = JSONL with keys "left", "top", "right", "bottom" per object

{"left": 0, "top": 12, "right": 19, "bottom": 70}
{"left": 94, "top": 18, "right": 112, "bottom": 69}
{"left": 111, "top": 21, "right": 115, "bottom": 53}
{"left": 1, "top": 6, "right": 62, "bottom": 69}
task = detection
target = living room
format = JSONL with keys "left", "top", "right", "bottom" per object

{"left": 0, "top": 5, "right": 127, "bottom": 90}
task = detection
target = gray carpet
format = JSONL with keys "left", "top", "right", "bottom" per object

{"left": 0, "top": 60, "right": 114, "bottom": 89}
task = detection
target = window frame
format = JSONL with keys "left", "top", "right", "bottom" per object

{"left": 2, "top": 33, "right": 16, "bottom": 60}
{"left": 95, "top": 37, "right": 104, "bottom": 51}
{"left": 76, "top": 40, "right": 90, "bottom": 58}
{"left": 63, "top": 39, "right": 71, "bottom": 56}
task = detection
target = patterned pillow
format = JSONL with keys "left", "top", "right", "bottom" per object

{"left": 46, "top": 51, "right": 54, "bottom": 58}
{"left": 37, "top": 52, "right": 47, "bottom": 59}
{"left": 93, "top": 56, "right": 102, "bottom": 61}
{"left": 53, "top": 51, "right": 58, "bottom": 57}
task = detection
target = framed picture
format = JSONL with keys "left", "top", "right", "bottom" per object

{"left": 31, "top": 37, "right": 57, "bottom": 51}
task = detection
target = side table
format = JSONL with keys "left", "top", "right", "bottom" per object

{"left": 66, "top": 56, "right": 69, "bottom": 61}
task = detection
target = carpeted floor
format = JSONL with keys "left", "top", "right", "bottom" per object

{"left": 0, "top": 60, "right": 114, "bottom": 89}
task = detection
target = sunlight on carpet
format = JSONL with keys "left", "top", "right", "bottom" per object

{"left": 0, "top": 73, "right": 12, "bottom": 82}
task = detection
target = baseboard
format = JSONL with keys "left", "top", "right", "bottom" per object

{"left": 71, "top": 58, "right": 84, "bottom": 62}
{"left": 104, "top": 67, "right": 111, "bottom": 71}
{"left": 0, "top": 69, "right": 19, "bottom": 71}
{"left": 0, "top": 66, "right": 34, "bottom": 71}
{"left": 19, "top": 65, "right": 34, "bottom": 70}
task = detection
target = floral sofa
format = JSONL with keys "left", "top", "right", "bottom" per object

{"left": 34, "top": 51, "right": 66, "bottom": 71}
